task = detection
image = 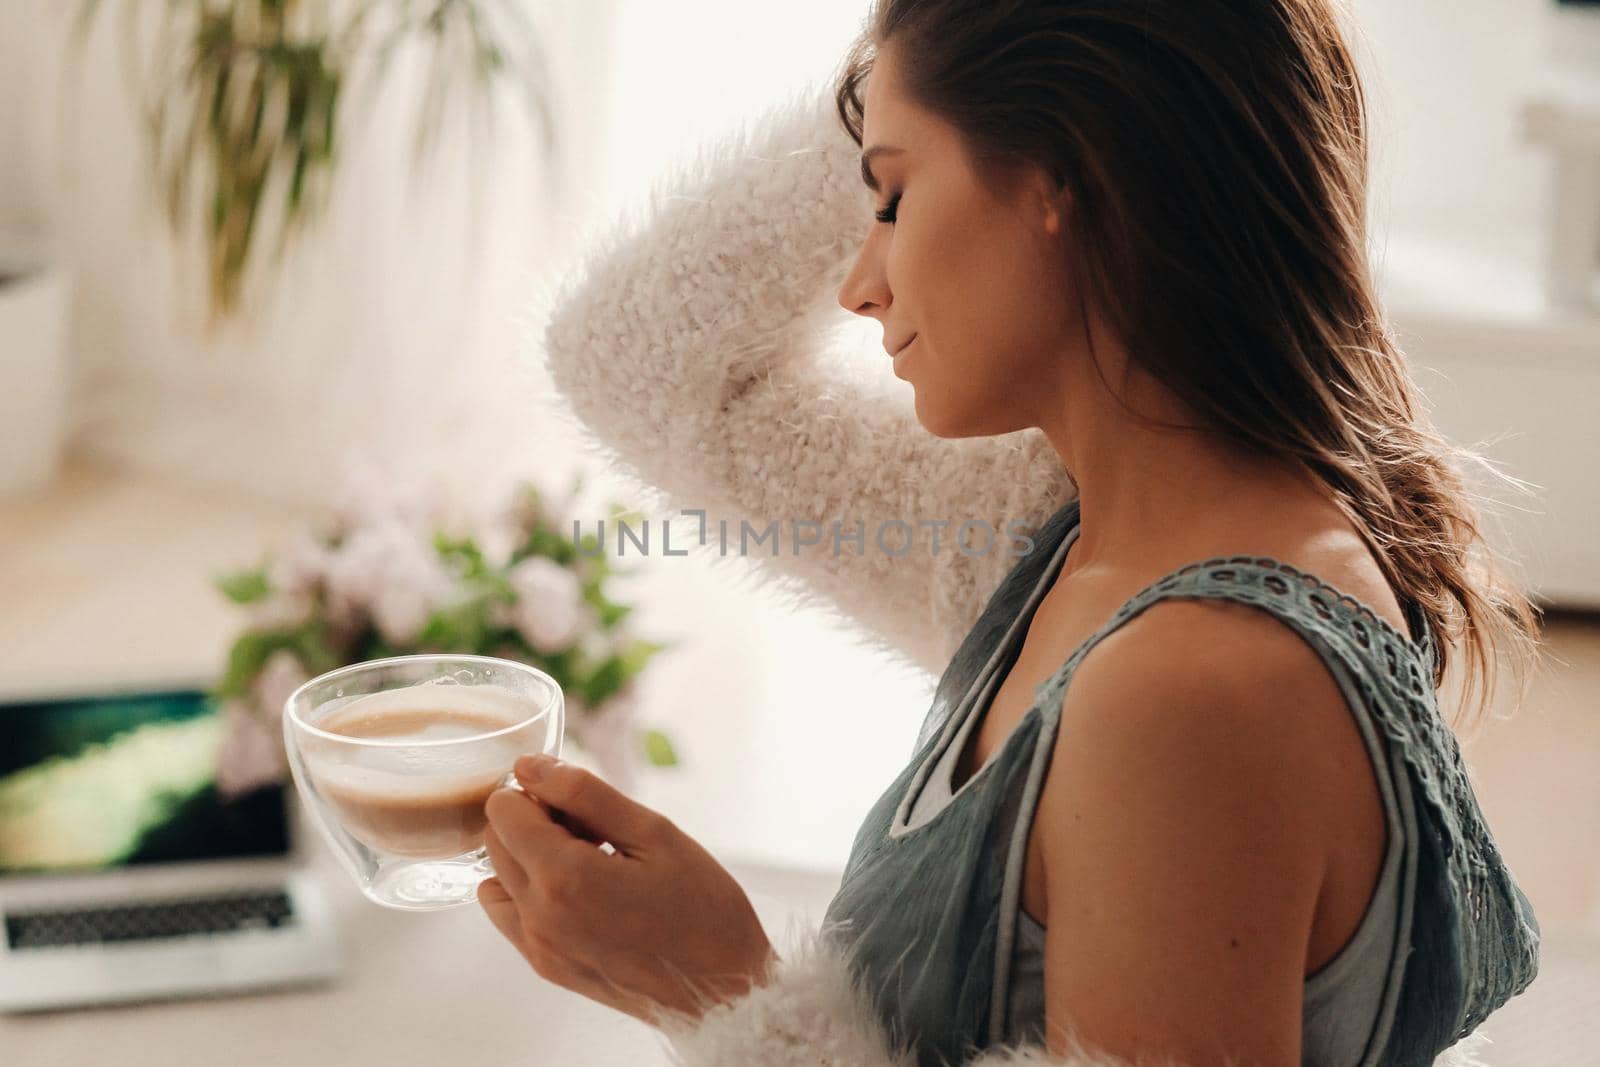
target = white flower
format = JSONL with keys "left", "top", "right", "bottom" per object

{"left": 333, "top": 460, "right": 438, "bottom": 532}
{"left": 488, "top": 599, "right": 518, "bottom": 630}
{"left": 246, "top": 589, "right": 315, "bottom": 632}
{"left": 322, "top": 520, "right": 458, "bottom": 645}
{"left": 322, "top": 525, "right": 391, "bottom": 622}
{"left": 268, "top": 530, "right": 332, "bottom": 598}
{"left": 475, "top": 477, "right": 566, "bottom": 570}
{"left": 232, "top": 531, "right": 326, "bottom": 632}
{"left": 215, "top": 699, "right": 288, "bottom": 799}
{"left": 507, "top": 555, "right": 586, "bottom": 653}
{"left": 575, "top": 623, "right": 616, "bottom": 664}
{"left": 567, "top": 680, "right": 642, "bottom": 794}
{"left": 251, "top": 649, "right": 310, "bottom": 724}
{"left": 478, "top": 518, "right": 522, "bottom": 572}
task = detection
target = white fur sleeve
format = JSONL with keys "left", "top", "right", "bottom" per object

{"left": 649, "top": 923, "right": 1500, "bottom": 1067}
{"left": 534, "top": 78, "right": 1076, "bottom": 678}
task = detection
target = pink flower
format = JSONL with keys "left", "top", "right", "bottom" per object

{"left": 476, "top": 478, "right": 566, "bottom": 569}
{"left": 215, "top": 699, "right": 288, "bottom": 800}
{"left": 322, "top": 520, "right": 458, "bottom": 645}
{"left": 218, "top": 651, "right": 307, "bottom": 797}
{"left": 478, "top": 518, "right": 523, "bottom": 572}
{"left": 332, "top": 460, "right": 438, "bottom": 532}
{"left": 567, "top": 680, "right": 642, "bottom": 794}
{"left": 506, "top": 555, "right": 585, "bottom": 653}
{"left": 251, "top": 650, "right": 310, "bottom": 724}
{"left": 268, "top": 529, "right": 332, "bottom": 598}
{"left": 247, "top": 589, "right": 315, "bottom": 631}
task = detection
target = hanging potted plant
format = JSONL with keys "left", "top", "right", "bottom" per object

{"left": 71, "top": 0, "right": 557, "bottom": 324}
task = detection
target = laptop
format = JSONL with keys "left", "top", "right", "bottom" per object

{"left": 0, "top": 675, "right": 341, "bottom": 1011}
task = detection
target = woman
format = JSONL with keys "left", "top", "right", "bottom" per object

{"left": 477, "top": 2, "right": 1544, "bottom": 1064}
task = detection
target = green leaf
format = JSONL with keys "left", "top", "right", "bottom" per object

{"left": 216, "top": 567, "right": 272, "bottom": 605}
{"left": 434, "top": 532, "right": 489, "bottom": 580}
{"left": 642, "top": 729, "right": 678, "bottom": 768}
{"left": 618, "top": 638, "right": 669, "bottom": 676}
{"left": 523, "top": 524, "right": 574, "bottom": 565}
{"left": 416, "top": 598, "right": 491, "bottom": 653}
{"left": 596, "top": 601, "right": 632, "bottom": 628}
{"left": 291, "top": 620, "right": 341, "bottom": 677}
{"left": 583, "top": 655, "right": 627, "bottom": 708}
{"left": 216, "top": 629, "right": 299, "bottom": 700}
{"left": 519, "top": 483, "right": 543, "bottom": 515}
{"left": 607, "top": 503, "right": 645, "bottom": 528}
{"left": 572, "top": 529, "right": 604, "bottom": 561}
{"left": 539, "top": 646, "right": 577, "bottom": 682}
{"left": 481, "top": 574, "right": 516, "bottom": 600}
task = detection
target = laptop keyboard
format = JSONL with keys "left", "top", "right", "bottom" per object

{"left": 5, "top": 890, "right": 296, "bottom": 950}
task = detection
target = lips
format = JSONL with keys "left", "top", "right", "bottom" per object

{"left": 889, "top": 334, "right": 917, "bottom": 358}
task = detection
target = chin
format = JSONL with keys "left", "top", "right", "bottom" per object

{"left": 913, "top": 393, "right": 1030, "bottom": 440}
{"left": 911, "top": 396, "right": 978, "bottom": 439}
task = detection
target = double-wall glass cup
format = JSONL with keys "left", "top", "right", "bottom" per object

{"left": 284, "top": 654, "right": 563, "bottom": 911}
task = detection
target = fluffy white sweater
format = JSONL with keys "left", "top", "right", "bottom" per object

{"left": 532, "top": 78, "right": 1498, "bottom": 1067}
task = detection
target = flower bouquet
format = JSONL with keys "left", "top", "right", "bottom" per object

{"left": 210, "top": 473, "right": 678, "bottom": 801}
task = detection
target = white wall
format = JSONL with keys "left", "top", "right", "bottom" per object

{"left": 1347, "top": 0, "right": 1556, "bottom": 245}
{"left": 1, "top": 0, "right": 616, "bottom": 512}
{"left": 0, "top": 4, "right": 52, "bottom": 241}
{"left": 4, "top": 1, "right": 1583, "bottom": 504}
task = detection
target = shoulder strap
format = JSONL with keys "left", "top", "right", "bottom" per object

{"left": 911, "top": 497, "right": 1081, "bottom": 756}
{"left": 1030, "top": 555, "right": 1539, "bottom": 1059}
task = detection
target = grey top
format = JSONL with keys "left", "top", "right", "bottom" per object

{"left": 901, "top": 519, "right": 1406, "bottom": 1064}
{"left": 821, "top": 497, "right": 1540, "bottom": 1067}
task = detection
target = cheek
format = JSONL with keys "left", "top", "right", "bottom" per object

{"left": 887, "top": 193, "right": 1070, "bottom": 412}
{"left": 919, "top": 236, "right": 1057, "bottom": 378}
{"left": 886, "top": 212, "right": 987, "bottom": 355}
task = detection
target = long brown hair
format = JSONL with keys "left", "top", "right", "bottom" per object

{"left": 834, "top": 0, "right": 1548, "bottom": 740}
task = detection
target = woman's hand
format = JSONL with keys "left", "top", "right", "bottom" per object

{"left": 479, "top": 754, "right": 780, "bottom": 1029}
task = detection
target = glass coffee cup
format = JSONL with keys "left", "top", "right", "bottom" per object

{"left": 284, "top": 654, "right": 563, "bottom": 911}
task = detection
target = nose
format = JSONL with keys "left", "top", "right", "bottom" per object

{"left": 837, "top": 232, "right": 891, "bottom": 322}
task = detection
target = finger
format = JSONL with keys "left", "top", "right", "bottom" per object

{"left": 551, "top": 807, "right": 607, "bottom": 846}
{"left": 484, "top": 823, "right": 529, "bottom": 896}
{"left": 482, "top": 879, "right": 600, "bottom": 998}
{"left": 515, "top": 754, "right": 666, "bottom": 856}
{"left": 478, "top": 877, "right": 530, "bottom": 959}
{"left": 484, "top": 783, "right": 588, "bottom": 870}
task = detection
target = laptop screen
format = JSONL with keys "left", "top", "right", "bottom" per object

{"left": 0, "top": 688, "right": 290, "bottom": 874}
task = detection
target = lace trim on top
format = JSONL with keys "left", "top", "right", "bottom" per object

{"left": 1029, "top": 554, "right": 1437, "bottom": 709}
{"left": 1031, "top": 555, "right": 1537, "bottom": 1044}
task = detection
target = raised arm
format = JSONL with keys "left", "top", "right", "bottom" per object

{"left": 533, "top": 79, "right": 1075, "bottom": 678}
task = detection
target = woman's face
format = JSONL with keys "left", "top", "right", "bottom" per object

{"left": 838, "top": 44, "right": 1085, "bottom": 439}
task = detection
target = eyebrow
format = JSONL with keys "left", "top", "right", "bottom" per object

{"left": 860, "top": 145, "right": 905, "bottom": 193}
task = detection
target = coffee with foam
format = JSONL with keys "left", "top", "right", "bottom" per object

{"left": 299, "top": 684, "right": 547, "bottom": 860}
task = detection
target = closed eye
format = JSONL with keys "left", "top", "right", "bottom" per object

{"left": 874, "top": 193, "right": 901, "bottom": 226}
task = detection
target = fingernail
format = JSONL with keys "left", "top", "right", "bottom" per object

{"left": 518, "top": 753, "right": 558, "bottom": 783}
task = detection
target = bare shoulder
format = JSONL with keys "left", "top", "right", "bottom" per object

{"left": 1032, "top": 598, "right": 1336, "bottom": 1062}
{"left": 1040, "top": 596, "right": 1371, "bottom": 829}
{"left": 1062, "top": 595, "right": 1356, "bottom": 751}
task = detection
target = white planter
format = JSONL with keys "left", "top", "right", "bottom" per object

{"left": 0, "top": 249, "right": 69, "bottom": 496}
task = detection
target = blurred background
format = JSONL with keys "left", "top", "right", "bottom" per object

{"left": 1, "top": 1, "right": 1597, "bottom": 1064}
